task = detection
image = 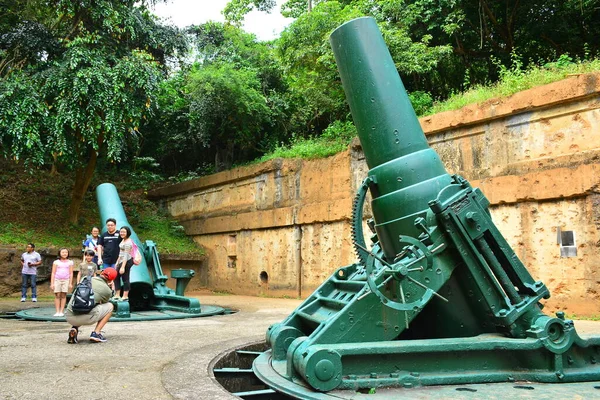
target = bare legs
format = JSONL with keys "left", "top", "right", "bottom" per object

{"left": 54, "top": 292, "right": 67, "bottom": 315}
{"left": 94, "top": 303, "right": 114, "bottom": 333}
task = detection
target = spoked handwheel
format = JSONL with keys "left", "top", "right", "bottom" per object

{"left": 359, "top": 236, "right": 448, "bottom": 329}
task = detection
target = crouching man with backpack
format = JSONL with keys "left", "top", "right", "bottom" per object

{"left": 65, "top": 268, "right": 117, "bottom": 344}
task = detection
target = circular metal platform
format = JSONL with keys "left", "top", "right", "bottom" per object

{"left": 213, "top": 344, "right": 600, "bottom": 399}
{"left": 14, "top": 305, "right": 228, "bottom": 322}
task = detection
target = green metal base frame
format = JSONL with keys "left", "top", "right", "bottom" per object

{"left": 14, "top": 304, "right": 226, "bottom": 322}
{"left": 253, "top": 349, "right": 600, "bottom": 399}
{"left": 256, "top": 330, "right": 600, "bottom": 393}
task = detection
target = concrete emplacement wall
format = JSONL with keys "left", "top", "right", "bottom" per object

{"left": 149, "top": 73, "right": 600, "bottom": 317}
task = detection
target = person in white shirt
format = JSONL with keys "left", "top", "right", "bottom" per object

{"left": 21, "top": 243, "right": 42, "bottom": 302}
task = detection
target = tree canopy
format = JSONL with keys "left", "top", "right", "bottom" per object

{"left": 2, "top": 0, "right": 600, "bottom": 219}
{"left": 0, "top": 0, "right": 185, "bottom": 222}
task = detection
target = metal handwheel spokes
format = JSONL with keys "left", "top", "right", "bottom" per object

{"left": 362, "top": 237, "right": 448, "bottom": 322}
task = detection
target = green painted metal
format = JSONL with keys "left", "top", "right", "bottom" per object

{"left": 14, "top": 304, "right": 225, "bottom": 322}
{"left": 16, "top": 184, "right": 226, "bottom": 322}
{"left": 171, "top": 268, "right": 196, "bottom": 296}
{"left": 94, "top": 183, "right": 205, "bottom": 318}
{"left": 260, "top": 16, "right": 600, "bottom": 394}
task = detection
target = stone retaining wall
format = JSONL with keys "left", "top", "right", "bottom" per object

{"left": 149, "top": 73, "right": 600, "bottom": 316}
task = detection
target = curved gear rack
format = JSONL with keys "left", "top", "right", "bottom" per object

{"left": 351, "top": 176, "right": 373, "bottom": 265}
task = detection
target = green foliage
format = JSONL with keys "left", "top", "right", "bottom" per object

{"left": 567, "top": 313, "right": 600, "bottom": 321}
{"left": 0, "top": 0, "right": 186, "bottom": 221}
{"left": 0, "top": 158, "right": 201, "bottom": 255}
{"left": 134, "top": 209, "right": 201, "bottom": 255}
{"left": 8, "top": 0, "right": 592, "bottom": 182}
{"left": 133, "top": 156, "right": 160, "bottom": 170}
{"left": 189, "top": 21, "right": 268, "bottom": 66}
{"left": 0, "top": 203, "right": 201, "bottom": 255}
{"left": 429, "top": 58, "right": 600, "bottom": 115}
{"left": 167, "top": 168, "right": 215, "bottom": 183}
{"left": 127, "top": 170, "right": 164, "bottom": 189}
{"left": 186, "top": 62, "right": 273, "bottom": 169}
{"left": 124, "top": 157, "right": 164, "bottom": 189}
{"left": 0, "top": 3, "right": 168, "bottom": 164}
{"left": 408, "top": 91, "right": 433, "bottom": 116}
{"left": 273, "top": 0, "right": 452, "bottom": 139}
{"left": 277, "top": 1, "right": 364, "bottom": 136}
{"left": 142, "top": 22, "right": 291, "bottom": 173}
{"left": 257, "top": 138, "right": 342, "bottom": 161}
{"left": 274, "top": 0, "right": 600, "bottom": 100}
{"left": 151, "top": 0, "right": 600, "bottom": 175}
{"left": 0, "top": 221, "right": 92, "bottom": 248}
{"left": 258, "top": 120, "right": 356, "bottom": 161}
{"left": 0, "top": 223, "right": 39, "bottom": 246}
{"left": 223, "top": 0, "right": 277, "bottom": 25}
{"left": 281, "top": 0, "right": 326, "bottom": 18}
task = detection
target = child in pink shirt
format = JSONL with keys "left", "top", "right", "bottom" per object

{"left": 50, "top": 248, "right": 73, "bottom": 317}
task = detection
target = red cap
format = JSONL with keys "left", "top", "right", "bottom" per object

{"left": 101, "top": 268, "right": 117, "bottom": 281}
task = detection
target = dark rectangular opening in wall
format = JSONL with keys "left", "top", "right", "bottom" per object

{"left": 227, "top": 256, "right": 237, "bottom": 268}
{"left": 560, "top": 231, "right": 575, "bottom": 246}
{"left": 557, "top": 227, "right": 577, "bottom": 258}
{"left": 227, "top": 234, "right": 237, "bottom": 268}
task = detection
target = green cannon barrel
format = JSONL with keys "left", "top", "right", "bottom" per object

{"left": 330, "top": 17, "right": 452, "bottom": 258}
{"left": 96, "top": 183, "right": 153, "bottom": 308}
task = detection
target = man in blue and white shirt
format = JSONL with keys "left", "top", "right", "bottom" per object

{"left": 21, "top": 243, "right": 42, "bottom": 302}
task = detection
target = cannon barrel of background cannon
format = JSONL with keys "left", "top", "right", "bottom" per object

{"left": 330, "top": 17, "right": 453, "bottom": 259}
{"left": 96, "top": 183, "right": 155, "bottom": 309}
{"left": 96, "top": 183, "right": 202, "bottom": 315}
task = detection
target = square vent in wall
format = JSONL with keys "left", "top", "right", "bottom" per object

{"left": 557, "top": 227, "right": 577, "bottom": 258}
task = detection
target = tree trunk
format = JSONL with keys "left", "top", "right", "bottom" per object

{"left": 50, "top": 152, "right": 59, "bottom": 175}
{"left": 67, "top": 149, "right": 98, "bottom": 224}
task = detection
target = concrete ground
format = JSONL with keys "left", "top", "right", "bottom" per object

{"left": 0, "top": 292, "right": 302, "bottom": 400}
{"left": 2, "top": 293, "right": 600, "bottom": 400}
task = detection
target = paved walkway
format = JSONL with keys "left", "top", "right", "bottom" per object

{"left": 2, "top": 293, "right": 600, "bottom": 399}
{"left": 0, "top": 293, "right": 302, "bottom": 400}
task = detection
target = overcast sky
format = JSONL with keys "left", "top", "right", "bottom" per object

{"left": 152, "top": 0, "right": 293, "bottom": 41}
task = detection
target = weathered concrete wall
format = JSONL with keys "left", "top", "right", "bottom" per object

{"left": 419, "top": 73, "right": 600, "bottom": 316}
{"left": 149, "top": 73, "right": 600, "bottom": 316}
{"left": 150, "top": 153, "right": 359, "bottom": 297}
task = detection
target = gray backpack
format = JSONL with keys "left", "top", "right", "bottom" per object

{"left": 72, "top": 276, "right": 95, "bottom": 314}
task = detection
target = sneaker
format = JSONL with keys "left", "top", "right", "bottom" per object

{"left": 90, "top": 331, "right": 107, "bottom": 343}
{"left": 20, "top": 298, "right": 26, "bottom": 302}
{"left": 53, "top": 312, "right": 60, "bottom": 317}
{"left": 67, "top": 327, "right": 78, "bottom": 344}
{"left": 57, "top": 313, "right": 64, "bottom": 317}
{"left": 32, "top": 298, "right": 37, "bottom": 302}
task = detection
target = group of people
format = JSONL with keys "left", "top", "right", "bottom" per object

{"left": 20, "top": 218, "right": 140, "bottom": 344}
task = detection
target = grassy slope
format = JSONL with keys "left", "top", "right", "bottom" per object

{"left": 427, "top": 58, "right": 600, "bottom": 115}
{"left": 253, "top": 59, "right": 600, "bottom": 162}
{"left": 0, "top": 160, "right": 202, "bottom": 256}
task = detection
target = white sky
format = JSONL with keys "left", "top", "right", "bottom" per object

{"left": 152, "top": 0, "right": 293, "bottom": 41}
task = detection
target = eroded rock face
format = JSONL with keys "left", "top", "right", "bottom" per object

{"left": 0, "top": 246, "right": 55, "bottom": 296}
{"left": 0, "top": 247, "right": 21, "bottom": 296}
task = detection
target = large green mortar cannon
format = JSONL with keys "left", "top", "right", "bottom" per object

{"left": 259, "top": 17, "right": 600, "bottom": 394}
{"left": 96, "top": 183, "right": 200, "bottom": 317}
